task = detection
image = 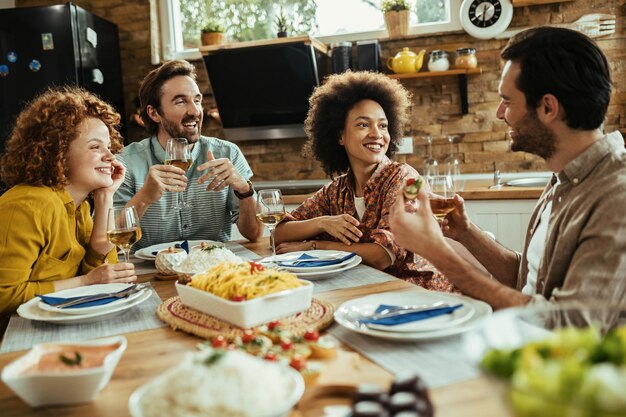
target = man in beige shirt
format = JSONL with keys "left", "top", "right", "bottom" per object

{"left": 390, "top": 27, "right": 626, "bottom": 310}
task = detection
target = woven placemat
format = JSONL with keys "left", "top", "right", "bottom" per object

{"left": 158, "top": 296, "right": 335, "bottom": 340}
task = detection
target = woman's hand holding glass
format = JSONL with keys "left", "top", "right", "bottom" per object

{"left": 256, "top": 189, "right": 286, "bottom": 261}
{"left": 107, "top": 206, "right": 142, "bottom": 263}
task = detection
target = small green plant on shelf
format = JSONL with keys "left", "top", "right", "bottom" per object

{"left": 380, "top": 0, "right": 410, "bottom": 12}
{"left": 274, "top": 7, "right": 290, "bottom": 37}
{"left": 201, "top": 20, "right": 225, "bottom": 34}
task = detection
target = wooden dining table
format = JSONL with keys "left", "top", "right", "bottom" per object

{"left": 0, "top": 239, "right": 512, "bottom": 417}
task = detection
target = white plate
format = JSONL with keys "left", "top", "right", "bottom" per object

{"left": 289, "top": 255, "right": 362, "bottom": 280}
{"left": 334, "top": 292, "right": 492, "bottom": 341}
{"left": 37, "top": 284, "right": 146, "bottom": 315}
{"left": 17, "top": 288, "right": 152, "bottom": 324}
{"left": 263, "top": 250, "right": 357, "bottom": 273}
{"left": 134, "top": 240, "right": 224, "bottom": 261}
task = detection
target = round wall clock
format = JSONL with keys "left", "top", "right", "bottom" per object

{"left": 460, "top": 0, "right": 514, "bottom": 40}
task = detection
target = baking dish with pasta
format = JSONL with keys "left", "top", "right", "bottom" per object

{"left": 175, "top": 261, "right": 313, "bottom": 328}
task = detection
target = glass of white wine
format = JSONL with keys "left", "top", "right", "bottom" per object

{"left": 107, "top": 206, "right": 142, "bottom": 263}
{"left": 256, "top": 189, "right": 286, "bottom": 262}
{"left": 165, "top": 137, "right": 192, "bottom": 210}
{"left": 427, "top": 175, "right": 456, "bottom": 227}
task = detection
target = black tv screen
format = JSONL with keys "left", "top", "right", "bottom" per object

{"left": 203, "top": 42, "right": 325, "bottom": 141}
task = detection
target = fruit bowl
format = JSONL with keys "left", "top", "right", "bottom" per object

{"left": 464, "top": 302, "right": 626, "bottom": 417}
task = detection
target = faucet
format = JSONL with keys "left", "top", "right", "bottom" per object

{"left": 489, "top": 162, "right": 503, "bottom": 189}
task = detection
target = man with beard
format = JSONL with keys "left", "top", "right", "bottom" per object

{"left": 389, "top": 27, "right": 626, "bottom": 310}
{"left": 114, "top": 60, "right": 262, "bottom": 250}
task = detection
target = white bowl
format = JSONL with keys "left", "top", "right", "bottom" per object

{"left": 1, "top": 336, "right": 127, "bottom": 407}
{"left": 128, "top": 350, "right": 305, "bottom": 417}
{"left": 175, "top": 279, "right": 313, "bottom": 328}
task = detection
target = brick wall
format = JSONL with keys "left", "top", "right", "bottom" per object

{"left": 15, "top": 0, "right": 626, "bottom": 180}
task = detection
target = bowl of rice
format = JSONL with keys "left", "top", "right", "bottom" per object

{"left": 128, "top": 349, "right": 305, "bottom": 417}
{"left": 174, "top": 244, "right": 242, "bottom": 277}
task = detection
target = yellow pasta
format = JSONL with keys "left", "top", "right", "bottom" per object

{"left": 189, "top": 261, "right": 303, "bottom": 301}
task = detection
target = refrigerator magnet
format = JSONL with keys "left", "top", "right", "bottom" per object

{"left": 7, "top": 52, "right": 17, "bottom": 63}
{"left": 0, "top": 65, "right": 8, "bottom": 77}
{"left": 87, "top": 27, "right": 98, "bottom": 48}
{"left": 29, "top": 60, "right": 41, "bottom": 72}
{"left": 41, "top": 33, "right": 54, "bottom": 50}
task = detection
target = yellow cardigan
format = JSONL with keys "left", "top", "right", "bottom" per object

{"left": 0, "top": 185, "right": 117, "bottom": 315}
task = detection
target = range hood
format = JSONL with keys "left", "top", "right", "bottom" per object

{"left": 202, "top": 37, "right": 329, "bottom": 141}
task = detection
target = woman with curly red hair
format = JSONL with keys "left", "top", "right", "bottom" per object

{"left": 273, "top": 71, "right": 456, "bottom": 291}
{"left": 0, "top": 87, "right": 136, "bottom": 315}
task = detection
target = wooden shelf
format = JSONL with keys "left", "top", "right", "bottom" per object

{"left": 199, "top": 35, "right": 328, "bottom": 55}
{"left": 388, "top": 68, "right": 483, "bottom": 115}
{"left": 511, "top": 0, "right": 573, "bottom": 7}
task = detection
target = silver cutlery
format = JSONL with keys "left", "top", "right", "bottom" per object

{"left": 357, "top": 301, "right": 450, "bottom": 321}
{"left": 53, "top": 284, "right": 147, "bottom": 309}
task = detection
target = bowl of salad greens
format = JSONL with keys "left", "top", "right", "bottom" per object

{"left": 466, "top": 303, "right": 626, "bottom": 417}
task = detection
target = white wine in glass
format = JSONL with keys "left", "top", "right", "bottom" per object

{"left": 107, "top": 206, "right": 142, "bottom": 263}
{"left": 256, "top": 189, "right": 285, "bottom": 261}
{"left": 427, "top": 175, "right": 456, "bottom": 225}
{"left": 165, "top": 137, "right": 192, "bottom": 210}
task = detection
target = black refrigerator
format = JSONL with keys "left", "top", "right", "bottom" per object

{"left": 0, "top": 3, "right": 125, "bottom": 152}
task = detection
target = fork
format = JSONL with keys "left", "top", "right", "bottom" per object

{"left": 54, "top": 284, "right": 146, "bottom": 308}
{"left": 497, "top": 13, "right": 616, "bottom": 39}
{"left": 354, "top": 301, "right": 449, "bottom": 321}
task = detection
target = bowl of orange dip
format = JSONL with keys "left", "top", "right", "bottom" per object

{"left": 1, "top": 335, "right": 127, "bottom": 406}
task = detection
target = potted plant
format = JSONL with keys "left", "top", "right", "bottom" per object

{"left": 201, "top": 20, "right": 225, "bottom": 46}
{"left": 274, "top": 8, "right": 289, "bottom": 38}
{"left": 381, "top": 0, "right": 411, "bottom": 38}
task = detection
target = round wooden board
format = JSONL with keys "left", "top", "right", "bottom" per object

{"left": 157, "top": 296, "right": 335, "bottom": 340}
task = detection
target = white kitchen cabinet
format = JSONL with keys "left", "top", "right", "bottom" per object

{"left": 464, "top": 199, "right": 538, "bottom": 252}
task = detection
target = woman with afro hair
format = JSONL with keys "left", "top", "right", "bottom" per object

{"left": 0, "top": 87, "right": 136, "bottom": 315}
{"left": 274, "top": 71, "right": 455, "bottom": 291}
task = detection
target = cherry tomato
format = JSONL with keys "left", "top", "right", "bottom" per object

{"left": 241, "top": 330, "right": 256, "bottom": 344}
{"left": 211, "top": 335, "right": 228, "bottom": 348}
{"left": 264, "top": 352, "right": 278, "bottom": 361}
{"left": 289, "top": 355, "right": 307, "bottom": 371}
{"left": 249, "top": 261, "right": 265, "bottom": 273}
{"left": 230, "top": 295, "right": 246, "bottom": 302}
{"left": 406, "top": 178, "right": 416, "bottom": 186}
{"left": 268, "top": 321, "right": 281, "bottom": 331}
{"left": 304, "top": 329, "right": 320, "bottom": 341}
{"left": 280, "top": 338, "right": 293, "bottom": 351}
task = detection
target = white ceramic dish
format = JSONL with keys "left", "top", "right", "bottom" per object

{"left": 1, "top": 336, "right": 127, "bottom": 407}
{"left": 17, "top": 288, "right": 152, "bottom": 324}
{"left": 334, "top": 292, "right": 492, "bottom": 341}
{"left": 266, "top": 250, "right": 357, "bottom": 273}
{"left": 128, "top": 351, "right": 305, "bottom": 417}
{"left": 37, "top": 283, "right": 144, "bottom": 315}
{"left": 134, "top": 240, "right": 224, "bottom": 261}
{"left": 176, "top": 280, "right": 313, "bottom": 328}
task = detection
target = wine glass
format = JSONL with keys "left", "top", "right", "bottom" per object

{"left": 165, "top": 137, "right": 192, "bottom": 210}
{"left": 444, "top": 135, "right": 462, "bottom": 189}
{"left": 423, "top": 135, "right": 439, "bottom": 177}
{"left": 256, "top": 189, "right": 286, "bottom": 262}
{"left": 426, "top": 175, "right": 456, "bottom": 226}
{"left": 107, "top": 206, "right": 142, "bottom": 263}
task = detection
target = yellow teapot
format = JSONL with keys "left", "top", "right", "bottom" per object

{"left": 386, "top": 47, "right": 426, "bottom": 74}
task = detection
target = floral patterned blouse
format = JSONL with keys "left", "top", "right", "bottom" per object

{"left": 288, "top": 158, "right": 454, "bottom": 292}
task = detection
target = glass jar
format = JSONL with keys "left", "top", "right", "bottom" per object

{"left": 427, "top": 50, "right": 449, "bottom": 72}
{"left": 455, "top": 48, "right": 478, "bottom": 69}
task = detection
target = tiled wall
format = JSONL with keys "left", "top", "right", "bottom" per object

{"left": 16, "top": 0, "right": 626, "bottom": 181}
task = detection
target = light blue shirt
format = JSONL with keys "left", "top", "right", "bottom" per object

{"left": 114, "top": 136, "right": 253, "bottom": 250}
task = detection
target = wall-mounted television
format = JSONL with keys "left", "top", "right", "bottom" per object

{"left": 203, "top": 38, "right": 329, "bottom": 141}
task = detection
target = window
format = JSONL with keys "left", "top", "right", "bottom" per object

{"left": 158, "top": 0, "right": 463, "bottom": 60}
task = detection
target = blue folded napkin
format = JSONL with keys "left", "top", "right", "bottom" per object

{"left": 152, "top": 240, "right": 189, "bottom": 256}
{"left": 278, "top": 252, "right": 356, "bottom": 268}
{"left": 359, "top": 303, "right": 463, "bottom": 326}
{"left": 37, "top": 287, "right": 131, "bottom": 309}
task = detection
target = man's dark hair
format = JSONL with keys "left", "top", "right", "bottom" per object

{"left": 304, "top": 71, "right": 411, "bottom": 177}
{"left": 138, "top": 60, "right": 197, "bottom": 135}
{"left": 501, "top": 27, "right": 612, "bottom": 130}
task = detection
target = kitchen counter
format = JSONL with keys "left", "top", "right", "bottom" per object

{"left": 255, "top": 178, "right": 547, "bottom": 205}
